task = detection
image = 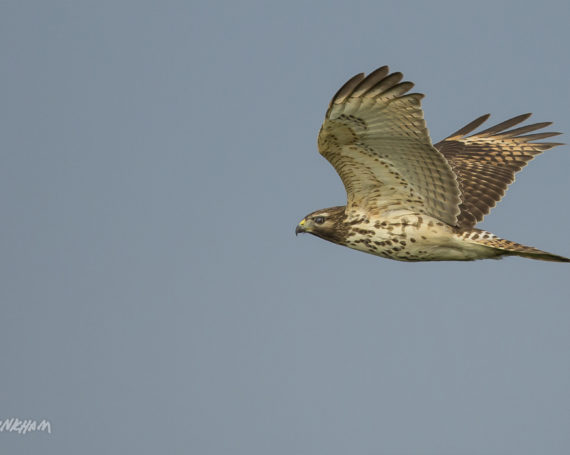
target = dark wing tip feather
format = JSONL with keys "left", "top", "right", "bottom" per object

{"left": 330, "top": 73, "right": 365, "bottom": 106}
{"left": 444, "top": 114, "right": 491, "bottom": 140}
{"left": 518, "top": 131, "right": 562, "bottom": 142}
{"left": 351, "top": 66, "right": 390, "bottom": 97}
{"left": 398, "top": 92, "right": 425, "bottom": 104}
{"left": 368, "top": 72, "right": 403, "bottom": 95}
{"left": 383, "top": 81, "right": 415, "bottom": 98}
{"left": 498, "top": 122, "right": 553, "bottom": 138}
{"left": 476, "top": 113, "right": 532, "bottom": 136}
{"left": 534, "top": 141, "right": 565, "bottom": 150}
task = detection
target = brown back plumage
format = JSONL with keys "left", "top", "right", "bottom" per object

{"left": 434, "top": 114, "right": 564, "bottom": 228}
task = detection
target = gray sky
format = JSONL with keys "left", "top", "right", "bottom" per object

{"left": 1, "top": 1, "right": 569, "bottom": 454}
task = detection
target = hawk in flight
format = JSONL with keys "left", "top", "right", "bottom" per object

{"left": 296, "top": 65, "right": 569, "bottom": 262}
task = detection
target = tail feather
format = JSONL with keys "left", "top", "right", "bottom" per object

{"left": 462, "top": 229, "right": 570, "bottom": 262}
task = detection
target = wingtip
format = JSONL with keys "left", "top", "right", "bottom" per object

{"left": 443, "top": 113, "right": 491, "bottom": 140}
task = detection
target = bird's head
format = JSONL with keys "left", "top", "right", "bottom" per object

{"left": 295, "top": 206, "right": 346, "bottom": 243}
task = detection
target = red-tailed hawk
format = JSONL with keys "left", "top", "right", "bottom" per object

{"left": 296, "top": 65, "right": 569, "bottom": 262}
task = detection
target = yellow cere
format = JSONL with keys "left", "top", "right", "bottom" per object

{"left": 299, "top": 219, "right": 306, "bottom": 226}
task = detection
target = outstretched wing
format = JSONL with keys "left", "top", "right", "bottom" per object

{"left": 434, "top": 114, "right": 564, "bottom": 229}
{"left": 318, "top": 66, "right": 461, "bottom": 225}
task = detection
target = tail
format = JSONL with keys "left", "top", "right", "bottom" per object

{"left": 462, "top": 229, "right": 570, "bottom": 262}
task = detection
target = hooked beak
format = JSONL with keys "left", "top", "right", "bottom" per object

{"left": 295, "top": 219, "right": 306, "bottom": 236}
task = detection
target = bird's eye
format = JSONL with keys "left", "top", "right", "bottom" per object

{"left": 314, "top": 216, "right": 325, "bottom": 224}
